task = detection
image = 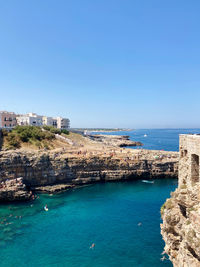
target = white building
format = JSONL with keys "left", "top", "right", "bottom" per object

{"left": 56, "top": 117, "right": 70, "bottom": 129}
{"left": 17, "top": 113, "right": 70, "bottom": 129}
{"left": 17, "top": 113, "right": 43, "bottom": 126}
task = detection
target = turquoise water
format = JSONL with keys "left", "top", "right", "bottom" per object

{"left": 0, "top": 128, "right": 186, "bottom": 266}
{"left": 0, "top": 179, "right": 176, "bottom": 267}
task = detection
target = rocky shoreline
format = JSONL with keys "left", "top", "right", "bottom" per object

{"left": 88, "top": 134, "right": 143, "bottom": 147}
{"left": 0, "top": 145, "right": 178, "bottom": 202}
{"left": 0, "top": 177, "right": 32, "bottom": 202}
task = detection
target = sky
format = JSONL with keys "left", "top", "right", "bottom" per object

{"left": 0, "top": 0, "right": 200, "bottom": 128}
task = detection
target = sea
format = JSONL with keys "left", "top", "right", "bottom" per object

{"left": 0, "top": 129, "right": 198, "bottom": 267}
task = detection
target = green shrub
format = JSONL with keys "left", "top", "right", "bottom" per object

{"left": 61, "top": 129, "right": 69, "bottom": 135}
{"left": 50, "top": 127, "right": 61, "bottom": 135}
{"left": 42, "top": 125, "right": 51, "bottom": 131}
{"left": 4, "top": 126, "right": 56, "bottom": 148}
{"left": 6, "top": 132, "right": 20, "bottom": 148}
{"left": 43, "top": 131, "right": 55, "bottom": 140}
{"left": 42, "top": 125, "right": 61, "bottom": 135}
{"left": 2, "top": 129, "right": 8, "bottom": 136}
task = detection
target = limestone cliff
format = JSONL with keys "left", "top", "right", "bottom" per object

{"left": 0, "top": 148, "right": 178, "bottom": 194}
{"left": 161, "top": 134, "right": 200, "bottom": 267}
{"left": 0, "top": 177, "right": 32, "bottom": 202}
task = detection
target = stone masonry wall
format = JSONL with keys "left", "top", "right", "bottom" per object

{"left": 179, "top": 134, "right": 200, "bottom": 189}
{"left": 161, "top": 134, "right": 200, "bottom": 267}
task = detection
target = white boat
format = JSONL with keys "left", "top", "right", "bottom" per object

{"left": 144, "top": 134, "right": 147, "bottom": 137}
{"left": 142, "top": 180, "right": 154, "bottom": 184}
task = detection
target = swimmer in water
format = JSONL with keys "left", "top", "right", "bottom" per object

{"left": 160, "top": 256, "right": 166, "bottom": 261}
{"left": 90, "top": 243, "right": 95, "bottom": 249}
{"left": 44, "top": 205, "right": 48, "bottom": 211}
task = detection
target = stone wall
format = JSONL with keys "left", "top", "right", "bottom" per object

{"left": 161, "top": 134, "right": 200, "bottom": 267}
{"left": 179, "top": 134, "right": 200, "bottom": 189}
{"left": 0, "top": 129, "right": 2, "bottom": 151}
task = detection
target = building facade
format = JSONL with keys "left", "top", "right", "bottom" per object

{"left": 17, "top": 113, "right": 43, "bottom": 127}
{"left": 42, "top": 116, "right": 58, "bottom": 128}
{"left": 17, "top": 113, "right": 70, "bottom": 129}
{"left": 56, "top": 117, "right": 70, "bottom": 129}
{"left": 0, "top": 111, "right": 17, "bottom": 129}
{"left": 0, "top": 111, "right": 70, "bottom": 129}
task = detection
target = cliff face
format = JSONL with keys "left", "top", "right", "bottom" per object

{"left": 161, "top": 186, "right": 200, "bottom": 267}
{"left": 0, "top": 177, "right": 32, "bottom": 202}
{"left": 0, "top": 149, "right": 178, "bottom": 191}
{"left": 161, "top": 135, "right": 200, "bottom": 267}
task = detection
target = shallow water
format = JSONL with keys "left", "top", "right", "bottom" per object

{"left": 0, "top": 179, "right": 177, "bottom": 267}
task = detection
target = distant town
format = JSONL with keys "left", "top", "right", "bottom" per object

{"left": 0, "top": 111, "right": 70, "bottom": 129}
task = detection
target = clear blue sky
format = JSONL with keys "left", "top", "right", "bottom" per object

{"left": 0, "top": 0, "right": 200, "bottom": 128}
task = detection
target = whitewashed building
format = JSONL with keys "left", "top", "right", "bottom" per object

{"left": 17, "top": 113, "right": 43, "bottom": 126}
{"left": 17, "top": 113, "right": 70, "bottom": 129}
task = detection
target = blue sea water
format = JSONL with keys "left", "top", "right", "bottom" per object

{"left": 0, "top": 180, "right": 176, "bottom": 267}
{"left": 0, "top": 129, "right": 192, "bottom": 267}
{"left": 95, "top": 128, "right": 200, "bottom": 151}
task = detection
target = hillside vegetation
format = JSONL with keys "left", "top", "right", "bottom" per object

{"left": 2, "top": 126, "right": 69, "bottom": 150}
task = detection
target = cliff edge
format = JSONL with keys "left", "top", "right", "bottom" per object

{"left": 161, "top": 134, "right": 200, "bottom": 267}
{"left": 0, "top": 129, "right": 178, "bottom": 201}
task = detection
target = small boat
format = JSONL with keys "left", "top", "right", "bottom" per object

{"left": 142, "top": 180, "right": 154, "bottom": 184}
{"left": 144, "top": 134, "right": 147, "bottom": 137}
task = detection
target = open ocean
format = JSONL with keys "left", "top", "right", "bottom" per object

{"left": 0, "top": 129, "right": 197, "bottom": 267}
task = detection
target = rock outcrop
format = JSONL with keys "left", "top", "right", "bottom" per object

{"left": 0, "top": 177, "right": 32, "bottom": 202}
{"left": 88, "top": 134, "right": 143, "bottom": 147}
{"left": 161, "top": 134, "right": 200, "bottom": 267}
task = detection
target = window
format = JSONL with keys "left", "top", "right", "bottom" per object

{"left": 181, "top": 150, "right": 188, "bottom": 157}
{"left": 191, "top": 154, "right": 199, "bottom": 184}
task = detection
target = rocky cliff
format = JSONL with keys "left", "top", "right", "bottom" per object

{"left": 161, "top": 135, "right": 200, "bottom": 267}
{"left": 0, "top": 148, "right": 178, "bottom": 195}
{"left": 0, "top": 177, "right": 32, "bottom": 202}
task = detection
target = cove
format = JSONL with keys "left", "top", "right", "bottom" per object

{"left": 0, "top": 179, "right": 176, "bottom": 266}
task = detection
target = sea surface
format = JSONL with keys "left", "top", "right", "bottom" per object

{"left": 0, "top": 129, "right": 195, "bottom": 267}
{"left": 93, "top": 128, "right": 200, "bottom": 151}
